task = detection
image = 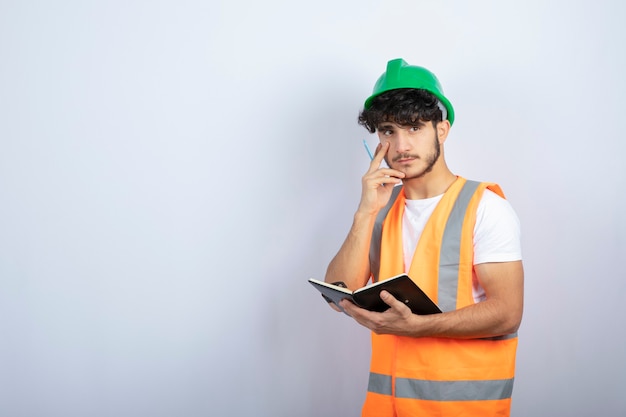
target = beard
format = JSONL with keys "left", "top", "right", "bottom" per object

{"left": 385, "top": 131, "right": 441, "bottom": 180}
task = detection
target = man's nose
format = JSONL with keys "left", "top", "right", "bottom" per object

{"left": 394, "top": 130, "right": 411, "bottom": 153}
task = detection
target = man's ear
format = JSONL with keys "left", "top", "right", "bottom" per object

{"left": 437, "top": 120, "right": 451, "bottom": 144}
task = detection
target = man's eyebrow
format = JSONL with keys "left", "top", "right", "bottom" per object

{"left": 378, "top": 120, "right": 426, "bottom": 129}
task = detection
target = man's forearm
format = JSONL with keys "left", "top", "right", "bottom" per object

{"left": 324, "top": 211, "right": 377, "bottom": 290}
{"left": 409, "top": 261, "right": 524, "bottom": 339}
{"left": 406, "top": 297, "right": 522, "bottom": 339}
{"left": 341, "top": 260, "right": 524, "bottom": 339}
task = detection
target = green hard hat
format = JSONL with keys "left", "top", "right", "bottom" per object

{"left": 364, "top": 58, "right": 455, "bottom": 126}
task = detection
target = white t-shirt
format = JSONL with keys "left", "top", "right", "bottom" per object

{"left": 402, "top": 189, "right": 522, "bottom": 302}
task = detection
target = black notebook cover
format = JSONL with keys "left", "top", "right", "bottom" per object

{"left": 309, "top": 274, "right": 441, "bottom": 315}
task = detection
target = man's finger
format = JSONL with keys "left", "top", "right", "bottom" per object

{"left": 367, "top": 141, "right": 389, "bottom": 172}
{"left": 328, "top": 302, "right": 342, "bottom": 313}
{"left": 380, "top": 290, "right": 403, "bottom": 309}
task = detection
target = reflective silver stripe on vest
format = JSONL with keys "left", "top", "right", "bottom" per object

{"left": 370, "top": 185, "right": 403, "bottom": 282}
{"left": 395, "top": 377, "right": 514, "bottom": 401}
{"left": 368, "top": 372, "right": 392, "bottom": 395}
{"left": 438, "top": 180, "right": 480, "bottom": 312}
{"left": 368, "top": 372, "right": 514, "bottom": 401}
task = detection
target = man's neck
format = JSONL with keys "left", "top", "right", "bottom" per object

{"left": 402, "top": 168, "right": 458, "bottom": 200}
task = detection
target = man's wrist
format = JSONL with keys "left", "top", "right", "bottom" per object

{"left": 354, "top": 209, "right": 378, "bottom": 222}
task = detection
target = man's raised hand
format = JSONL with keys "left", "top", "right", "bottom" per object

{"left": 358, "top": 141, "right": 405, "bottom": 215}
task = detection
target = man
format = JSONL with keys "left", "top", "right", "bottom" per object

{"left": 324, "top": 58, "right": 524, "bottom": 416}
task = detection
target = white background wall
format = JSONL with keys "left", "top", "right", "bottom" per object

{"left": 1, "top": 1, "right": 625, "bottom": 416}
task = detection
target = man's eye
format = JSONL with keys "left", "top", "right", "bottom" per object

{"left": 383, "top": 130, "right": 393, "bottom": 136}
{"left": 410, "top": 126, "right": 421, "bottom": 132}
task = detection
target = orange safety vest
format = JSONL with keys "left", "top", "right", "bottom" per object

{"left": 364, "top": 177, "right": 518, "bottom": 417}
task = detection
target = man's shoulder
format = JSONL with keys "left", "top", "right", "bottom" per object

{"left": 474, "top": 186, "right": 522, "bottom": 263}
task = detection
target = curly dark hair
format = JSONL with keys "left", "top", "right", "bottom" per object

{"left": 358, "top": 88, "right": 443, "bottom": 133}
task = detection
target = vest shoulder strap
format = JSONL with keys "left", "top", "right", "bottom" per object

{"left": 369, "top": 185, "right": 403, "bottom": 282}
{"left": 369, "top": 180, "right": 486, "bottom": 283}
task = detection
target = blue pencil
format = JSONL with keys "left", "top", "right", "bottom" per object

{"left": 363, "top": 139, "right": 375, "bottom": 161}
